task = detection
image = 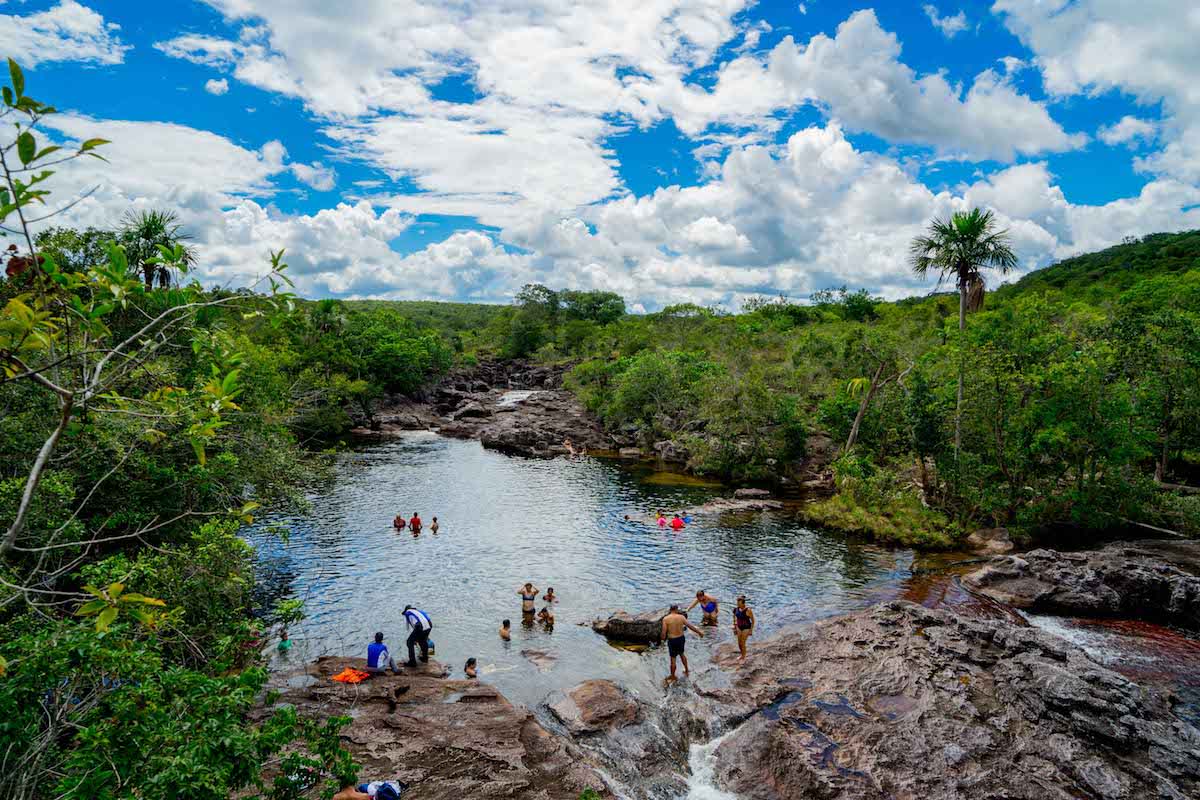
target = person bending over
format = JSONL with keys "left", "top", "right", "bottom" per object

{"left": 688, "top": 590, "right": 720, "bottom": 626}
{"left": 402, "top": 605, "right": 432, "bottom": 667}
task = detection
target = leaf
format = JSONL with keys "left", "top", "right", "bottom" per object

{"left": 75, "top": 599, "right": 107, "bottom": 617}
{"left": 0, "top": 654, "right": 6, "bottom": 677}
{"left": 95, "top": 606, "right": 118, "bottom": 632}
{"left": 16, "top": 131, "right": 34, "bottom": 166}
{"left": 34, "top": 145, "right": 61, "bottom": 161}
{"left": 119, "top": 593, "right": 166, "bottom": 606}
{"left": 8, "top": 59, "right": 24, "bottom": 99}
{"left": 78, "top": 137, "right": 109, "bottom": 152}
{"left": 107, "top": 582, "right": 125, "bottom": 598}
{"left": 1, "top": 86, "right": 11, "bottom": 107}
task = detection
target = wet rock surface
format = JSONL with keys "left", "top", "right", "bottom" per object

{"left": 963, "top": 539, "right": 1200, "bottom": 629}
{"left": 548, "top": 680, "right": 641, "bottom": 734}
{"left": 591, "top": 607, "right": 672, "bottom": 643}
{"left": 693, "top": 601, "right": 1200, "bottom": 800}
{"left": 260, "top": 656, "right": 607, "bottom": 799}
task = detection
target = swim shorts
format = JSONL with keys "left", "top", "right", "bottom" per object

{"left": 668, "top": 635, "right": 685, "bottom": 657}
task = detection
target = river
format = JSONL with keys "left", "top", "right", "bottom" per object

{"left": 248, "top": 429, "right": 931, "bottom": 709}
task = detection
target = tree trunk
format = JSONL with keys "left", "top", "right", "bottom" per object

{"left": 846, "top": 361, "right": 885, "bottom": 451}
{"left": 954, "top": 272, "right": 966, "bottom": 462}
{"left": 143, "top": 262, "right": 154, "bottom": 291}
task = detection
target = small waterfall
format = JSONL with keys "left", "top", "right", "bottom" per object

{"left": 683, "top": 729, "right": 738, "bottom": 799}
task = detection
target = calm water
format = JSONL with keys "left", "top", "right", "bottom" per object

{"left": 248, "top": 429, "right": 920, "bottom": 707}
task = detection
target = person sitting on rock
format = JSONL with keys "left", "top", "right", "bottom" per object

{"left": 464, "top": 657, "right": 478, "bottom": 679}
{"left": 687, "top": 590, "right": 720, "bottom": 625}
{"left": 661, "top": 604, "right": 704, "bottom": 683}
{"left": 499, "top": 619, "right": 511, "bottom": 640}
{"left": 366, "top": 631, "right": 398, "bottom": 675}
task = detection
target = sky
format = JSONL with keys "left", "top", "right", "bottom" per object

{"left": 2, "top": 0, "right": 1198, "bottom": 311}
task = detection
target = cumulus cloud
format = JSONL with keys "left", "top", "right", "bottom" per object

{"left": 1098, "top": 116, "right": 1158, "bottom": 147}
{"left": 924, "top": 5, "right": 969, "bottom": 38}
{"left": 204, "top": 78, "right": 229, "bottom": 95}
{"left": 0, "top": 0, "right": 129, "bottom": 66}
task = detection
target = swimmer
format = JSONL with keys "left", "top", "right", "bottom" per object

{"left": 543, "top": 587, "right": 557, "bottom": 603}
{"left": 393, "top": 514, "right": 405, "bottom": 530}
{"left": 661, "top": 605, "right": 704, "bottom": 682}
{"left": 499, "top": 619, "right": 511, "bottom": 640}
{"left": 733, "top": 595, "right": 756, "bottom": 661}
{"left": 430, "top": 516, "right": 439, "bottom": 533}
{"left": 687, "top": 590, "right": 719, "bottom": 626}
{"left": 408, "top": 512, "right": 422, "bottom": 532}
{"left": 657, "top": 513, "right": 667, "bottom": 528}
{"left": 464, "top": 657, "right": 478, "bottom": 679}
{"left": 670, "top": 514, "right": 685, "bottom": 530}
{"left": 537, "top": 606, "right": 555, "bottom": 629}
{"left": 518, "top": 582, "right": 540, "bottom": 615}
{"left": 277, "top": 628, "right": 292, "bottom": 651}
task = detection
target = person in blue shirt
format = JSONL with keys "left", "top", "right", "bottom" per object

{"left": 366, "top": 631, "right": 398, "bottom": 675}
{"left": 402, "top": 606, "right": 433, "bottom": 667}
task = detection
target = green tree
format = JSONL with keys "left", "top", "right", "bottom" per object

{"left": 910, "top": 208, "right": 1017, "bottom": 460}
{"left": 118, "top": 209, "right": 196, "bottom": 290}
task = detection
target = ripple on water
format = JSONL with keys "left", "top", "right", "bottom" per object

{"left": 248, "top": 435, "right": 918, "bottom": 708}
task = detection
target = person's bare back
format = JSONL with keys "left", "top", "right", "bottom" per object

{"left": 661, "top": 611, "right": 693, "bottom": 639}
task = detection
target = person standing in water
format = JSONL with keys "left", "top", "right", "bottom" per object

{"left": 430, "top": 516, "right": 439, "bottom": 533}
{"left": 517, "top": 582, "right": 539, "bottom": 616}
{"left": 499, "top": 619, "right": 511, "bottom": 640}
{"left": 670, "top": 514, "right": 685, "bottom": 530}
{"left": 543, "top": 587, "right": 557, "bottom": 603}
{"left": 733, "top": 595, "right": 756, "bottom": 660}
{"left": 408, "top": 512, "right": 422, "bottom": 532}
{"left": 537, "top": 606, "right": 555, "bottom": 629}
{"left": 688, "top": 590, "right": 720, "bottom": 626}
{"left": 393, "top": 514, "right": 405, "bottom": 530}
{"left": 661, "top": 605, "right": 704, "bottom": 682}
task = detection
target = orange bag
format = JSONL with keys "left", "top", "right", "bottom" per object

{"left": 331, "top": 667, "right": 371, "bottom": 684}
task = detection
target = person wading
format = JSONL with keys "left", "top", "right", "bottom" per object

{"left": 660, "top": 604, "right": 704, "bottom": 683}
{"left": 402, "top": 605, "right": 432, "bottom": 667}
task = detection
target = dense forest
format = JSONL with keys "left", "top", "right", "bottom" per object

{"left": 2, "top": 60, "right": 1199, "bottom": 799}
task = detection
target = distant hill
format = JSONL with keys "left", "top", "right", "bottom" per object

{"left": 1000, "top": 229, "right": 1200, "bottom": 304}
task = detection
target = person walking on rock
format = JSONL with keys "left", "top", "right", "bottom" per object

{"left": 733, "top": 595, "right": 756, "bottom": 661}
{"left": 661, "top": 604, "right": 704, "bottom": 683}
{"left": 402, "top": 605, "right": 432, "bottom": 667}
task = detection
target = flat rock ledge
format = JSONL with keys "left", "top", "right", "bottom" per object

{"left": 963, "top": 539, "right": 1200, "bottom": 629}
{"left": 591, "top": 607, "right": 673, "bottom": 643}
{"left": 259, "top": 655, "right": 607, "bottom": 800}
{"left": 696, "top": 601, "right": 1200, "bottom": 800}
{"left": 548, "top": 679, "right": 641, "bottom": 735}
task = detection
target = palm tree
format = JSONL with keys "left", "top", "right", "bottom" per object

{"left": 910, "top": 208, "right": 1017, "bottom": 460}
{"left": 118, "top": 209, "right": 196, "bottom": 290}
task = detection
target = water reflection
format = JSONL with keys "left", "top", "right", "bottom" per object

{"left": 248, "top": 433, "right": 919, "bottom": 706}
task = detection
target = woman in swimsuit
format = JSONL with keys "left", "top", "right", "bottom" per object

{"left": 733, "top": 595, "right": 756, "bottom": 660}
{"left": 688, "top": 590, "right": 719, "bottom": 626}
{"left": 517, "top": 582, "right": 540, "bottom": 615}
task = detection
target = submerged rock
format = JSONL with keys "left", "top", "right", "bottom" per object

{"left": 697, "top": 601, "right": 1200, "bottom": 800}
{"left": 964, "top": 539, "right": 1200, "bottom": 629}
{"left": 734, "top": 488, "right": 772, "bottom": 499}
{"left": 548, "top": 680, "right": 641, "bottom": 735}
{"left": 259, "top": 655, "right": 607, "bottom": 799}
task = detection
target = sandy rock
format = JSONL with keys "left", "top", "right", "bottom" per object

{"left": 259, "top": 656, "right": 608, "bottom": 799}
{"left": 965, "top": 527, "right": 1014, "bottom": 555}
{"left": 548, "top": 680, "right": 641, "bottom": 735}
{"left": 697, "top": 602, "right": 1200, "bottom": 800}
{"left": 964, "top": 540, "right": 1200, "bottom": 628}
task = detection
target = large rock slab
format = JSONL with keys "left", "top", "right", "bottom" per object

{"left": 591, "top": 608, "right": 672, "bottom": 643}
{"left": 698, "top": 602, "right": 1200, "bottom": 800}
{"left": 964, "top": 540, "right": 1200, "bottom": 629}
{"left": 260, "top": 656, "right": 607, "bottom": 799}
{"left": 548, "top": 680, "right": 641, "bottom": 735}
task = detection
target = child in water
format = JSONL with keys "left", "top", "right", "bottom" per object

{"left": 543, "top": 587, "right": 557, "bottom": 603}
{"left": 430, "top": 516, "right": 439, "bottom": 533}
{"left": 464, "top": 658, "right": 478, "bottom": 678}
{"left": 537, "top": 606, "right": 555, "bottom": 629}
{"left": 499, "top": 619, "right": 511, "bottom": 640}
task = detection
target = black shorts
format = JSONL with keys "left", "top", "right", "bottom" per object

{"left": 667, "top": 635, "right": 685, "bottom": 657}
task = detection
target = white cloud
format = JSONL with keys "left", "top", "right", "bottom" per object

{"left": 289, "top": 161, "right": 337, "bottom": 192}
{"left": 658, "top": 10, "right": 1083, "bottom": 161}
{"left": 204, "top": 78, "right": 229, "bottom": 95}
{"left": 1098, "top": 116, "right": 1157, "bottom": 147}
{"left": 0, "top": 0, "right": 129, "bottom": 66}
{"left": 994, "top": 0, "right": 1200, "bottom": 182}
{"left": 924, "top": 5, "right": 969, "bottom": 38}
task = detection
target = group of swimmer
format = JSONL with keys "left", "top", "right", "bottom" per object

{"left": 501, "top": 582, "right": 557, "bottom": 638}
{"left": 660, "top": 590, "right": 756, "bottom": 683}
{"left": 393, "top": 512, "right": 438, "bottom": 533}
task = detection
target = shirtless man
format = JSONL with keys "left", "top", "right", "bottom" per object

{"left": 499, "top": 619, "right": 511, "bottom": 640}
{"left": 661, "top": 605, "right": 704, "bottom": 683}
{"left": 687, "top": 590, "right": 720, "bottom": 626}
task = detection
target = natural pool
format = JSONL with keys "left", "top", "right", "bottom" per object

{"left": 247, "top": 430, "right": 929, "bottom": 709}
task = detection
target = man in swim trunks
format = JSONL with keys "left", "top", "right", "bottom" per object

{"left": 661, "top": 604, "right": 704, "bottom": 682}
{"left": 517, "top": 582, "right": 539, "bottom": 616}
{"left": 687, "top": 590, "right": 720, "bottom": 626}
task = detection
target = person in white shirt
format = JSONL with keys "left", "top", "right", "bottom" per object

{"left": 402, "top": 605, "right": 432, "bottom": 667}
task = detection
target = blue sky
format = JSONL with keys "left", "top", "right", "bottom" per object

{"left": 2, "top": 0, "right": 1197, "bottom": 308}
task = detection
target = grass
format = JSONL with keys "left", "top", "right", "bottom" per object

{"left": 796, "top": 493, "right": 960, "bottom": 549}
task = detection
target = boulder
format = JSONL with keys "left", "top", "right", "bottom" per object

{"left": 652, "top": 440, "right": 689, "bottom": 463}
{"left": 964, "top": 540, "right": 1200, "bottom": 629}
{"left": 592, "top": 608, "right": 673, "bottom": 643}
{"left": 453, "top": 402, "right": 493, "bottom": 420}
{"left": 548, "top": 680, "right": 640, "bottom": 735}
{"left": 734, "top": 488, "right": 771, "bottom": 499}
{"left": 698, "top": 602, "right": 1200, "bottom": 800}
{"left": 965, "top": 526, "right": 1014, "bottom": 555}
